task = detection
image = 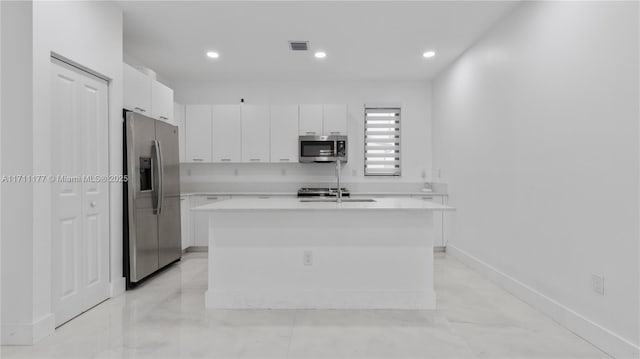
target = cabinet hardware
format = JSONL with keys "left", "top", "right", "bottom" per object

{"left": 279, "top": 158, "right": 290, "bottom": 162}
{"left": 220, "top": 158, "right": 231, "bottom": 162}
{"left": 159, "top": 116, "right": 168, "bottom": 120}
{"left": 305, "top": 131, "right": 316, "bottom": 135}
{"left": 192, "top": 158, "right": 204, "bottom": 162}
{"left": 134, "top": 107, "right": 146, "bottom": 112}
{"left": 330, "top": 131, "right": 341, "bottom": 134}
{"left": 250, "top": 159, "right": 261, "bottom": 162}
{"left": 206, "top": 197, "right": 218, "bottom": 200}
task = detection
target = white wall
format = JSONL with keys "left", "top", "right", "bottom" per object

{"left": 432, "top": 2, "right": 639, "bottom": 357}
{"left": 1, "top": 1, "right": 123, "bottom": 344}
{"left": 1, "top": 0, "right": 34, "bottom": 345}
{"left": 173, "top": 80, "right": 433, "bottom": 186}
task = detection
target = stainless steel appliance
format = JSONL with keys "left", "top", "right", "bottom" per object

{"left": 297, "top": 187, "right": 351, "bottom": 198}
{"left": 299, "top": 135, "right": 347, "bottom": 163}
{"left": 124, "top": 111, "right": 181, "bottom": 288}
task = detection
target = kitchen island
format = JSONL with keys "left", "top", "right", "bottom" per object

{"left": 192, "top": 197, "right": 454, "bottom": 310}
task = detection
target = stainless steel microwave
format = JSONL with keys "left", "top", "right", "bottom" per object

{"left": 299, "top": 135, "right": 348, "bottom": 163}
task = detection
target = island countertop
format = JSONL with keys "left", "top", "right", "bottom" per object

{"left": 191, "top": 196, "right": 455, "bottom": 212}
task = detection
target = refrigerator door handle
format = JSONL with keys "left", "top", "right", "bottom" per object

{"left": 152, "top": 139, "right": 163, "bottom": 215}
{"left": 157, "top": 139, "right": 164, "bottom": 215}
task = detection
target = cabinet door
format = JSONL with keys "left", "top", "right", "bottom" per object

{"left": 174, "top": 103, "right": 186, "bottom": 162}
{"left": 413, "top": 195, "right": 444, "bottom": 247}
{"left": 123, "top": 63, "right": 151, "bottom": 115}
{"left": 241, "top": 105, "right": 270, "bottom": 162}
{"left": 185, "top": 105, "right": 212, "bottom": 162}
{"left": 212, "top": 105, "right": 242, "bottom": 162}
{"left": 299, "top": 104, "right": 323, "bottom": 135}
{"left": 270, "top": 105, "right": 299, "bottom": 163}
{"left": 323, "top": 104, "right": 348, "bottom": 135}
{"left": 191, "top": 196, "right": 231, "bottom": 247}
{"left": 151, "top": 80, "right": 174, "bottom": 122}
{"left": 180, "top": 196, "right": 192, "bottom": 250}
{"left": 442, "top": 196, "right": 452, "bottom": 248}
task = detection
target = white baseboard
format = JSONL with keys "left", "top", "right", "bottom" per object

{"left": 1, "top": 313, "right": 54, "bottom": 345}
{"left": 447, "top": 244, "right": 640, "bottom": 359}
{"left": 110, "top": 277, "right": 126, "bottom": 297}
{"left": 206, "top": 289, "right": 436, "bottom": 310}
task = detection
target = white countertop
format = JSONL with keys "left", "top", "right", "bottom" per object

{"left": 181, "top": 191, "right": 447, "bottom": 197}
{"left": 191, "top": 197, "right": 455, "bottom": 211}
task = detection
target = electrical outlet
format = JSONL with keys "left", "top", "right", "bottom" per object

{"left": 303, "top": 251, "right": 313, "bottom": 266}
{"left": 592, "top": 274, "right": 604, "bottom": 295}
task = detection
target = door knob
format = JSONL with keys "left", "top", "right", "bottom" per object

{"left": 90, "top": 201, "right": 97, "bottom": 208}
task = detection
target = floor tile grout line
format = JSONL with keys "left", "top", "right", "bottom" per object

{"left": 286, "top": 309, "right": 298, "bottom": 358}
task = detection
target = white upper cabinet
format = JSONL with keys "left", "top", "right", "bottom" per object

{"left": 182, "top": 103, "right": 345, "bottom": 164}
{"left": 323, "top": 104, "right": 348, "bottom": 135}
{"left": 174, "top": 103, "right": 186, "bottom": 162}
{"left": 151, "top": 81, "right": 174, "bottom": 122}
{"left": 299, "top": 104, "right": 348, "bottom": 136}
{"left": 270, "top": 105, "right": 299, "bottom": 163}
{"left": 123, "top": 63, "right": 151, "bottom": 115}
{"left": 212, "top": 105, "right": 242, "bottom": 162}
{"left": 241, "top": 105, "right": 270, "bottom": 163}
{"left": 124, "top": 62, "right": 175, "bottom": 123}
{"left": 298, "top": 104, "right": 323, "bottom": 136}
{"left": 185, "top": 105, "right": 212, "bottom": 163}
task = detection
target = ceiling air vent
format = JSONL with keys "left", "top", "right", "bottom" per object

{"left": 289, "top": 41, "right": 309, "bottom": 51}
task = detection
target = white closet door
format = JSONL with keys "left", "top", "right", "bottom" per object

{"left": 78, "top": 70, "right": 110, "bottom": 311}
{"left": 51, "top": 61, "right": 84, "bottom": 326}
{"left": 51, "top": 59, "right": 110, "bottom": 326}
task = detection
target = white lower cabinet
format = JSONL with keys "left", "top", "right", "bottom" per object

{"left": 180, "top": 196, "right": 192, "bottom": 250}
{"left": 413, "top": 195, "right": 447, "bottom": 247}
{"left": 191, "top": 195, "right": 232, "bottom": 247}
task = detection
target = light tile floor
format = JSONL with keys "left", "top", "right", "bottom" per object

{"left": 1, "top": 252, "right": 608, "bottom": 358}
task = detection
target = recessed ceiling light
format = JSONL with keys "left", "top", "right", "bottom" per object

{"left": 206, "top": 51, "right": 219, "bottom": 59}
{"left": 422, "top": 51, "right": 436, "bottom": 58}
{"left": 314, "top": 51, "right": 327, "bottom": 59}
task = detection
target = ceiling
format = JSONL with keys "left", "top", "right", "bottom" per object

{"left": 121, "top": 1, "right": 518, "bottom": 84}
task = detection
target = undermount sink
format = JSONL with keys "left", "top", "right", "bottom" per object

{"left": 299, "top": 198, "right": 376, "bottom": 203}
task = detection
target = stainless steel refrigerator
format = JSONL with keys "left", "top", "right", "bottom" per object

{"left": 124, "top": 111, "right": 181, "bottom": 287}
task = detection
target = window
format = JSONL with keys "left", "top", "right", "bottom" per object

{"left": 364, "top": 107, "right": 401, "bottom": 176}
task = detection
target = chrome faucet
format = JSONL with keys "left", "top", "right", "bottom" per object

{"left": 335, "top": 159, "right": 342, "bottom": 203}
